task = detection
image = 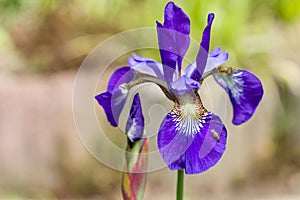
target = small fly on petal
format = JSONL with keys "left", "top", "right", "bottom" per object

{"left": 211, "top": 129, "right": 220, "bottom": 142}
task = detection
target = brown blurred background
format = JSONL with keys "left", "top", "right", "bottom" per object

{"left": 1, "top": 0, "right": 300, "bottom": 199}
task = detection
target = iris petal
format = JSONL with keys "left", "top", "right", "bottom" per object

{"left": 126, "top": 94, "right": 145, "bottom": 142}
{"left": 184, "top": 47, "right": 228, "bottom": 78}
{"left": 95, "top": 85, "right": 129, "bottom": 127}
{"left": 107, "top": 67, "right": 134, "bottom": 92}
{"left": 158, "top": 111, "right": 227, "bottom": 174}
{"left": 191, "top": 13, "right": 215, "bottom": 81}
{"left": 156, "top": 2, "right": 190, "bottom": 84}
{"left": 170, "top": 75, "right": 200, "bottom": 95}
{"left": 213, "top": 69, "right": 263, "bottom": 125}
{"left": 205, "top": 47, "right": 229, "bottom": 73}
{"left": 128, "top": 53, "right": 164, "bottom": 79}
{"left": 95, "top": 67, "right": 134, "bottom": 127}
{"left": 95, "top": 64, "right": 171, "bottom": 127}
{"left": 200, "top": 13, "right": 215, "bottom": 53}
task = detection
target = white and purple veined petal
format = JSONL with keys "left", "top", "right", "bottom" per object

{"left": 126, "top": 93, "right": 145, "bottom": 142}
{"left": 95, "top": 67, "right": 135, "bottom": 127}
{"left": 158, "top": 110, "right": 227, "bottom": 174}
{"left": 184, "top": 47, "right": 229, "bottom": 79}
{"left": 128, "top": 53, "right": 164, "bottom": 80}
{"left": 156, "top": 2, "right": 190, "bottom": 85}
{"left": 213, "top": 69, "right": 263, "bottom": 125}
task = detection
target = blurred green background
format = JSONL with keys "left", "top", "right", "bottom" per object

{"left": 1, "top": 0, "right": 300, "bottom": 199}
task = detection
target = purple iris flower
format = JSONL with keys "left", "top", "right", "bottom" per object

{"left": 95, "top": 2, "right": 263, "bottom": 174}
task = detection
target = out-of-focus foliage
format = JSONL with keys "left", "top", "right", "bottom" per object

{"left": 1, "top": 0, "right": 300, "bottom": 73}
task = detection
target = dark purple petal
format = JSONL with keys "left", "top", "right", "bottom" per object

{"left": 213, "top": 69, "right": 263, "bottom": 125}
{"left": 184, "top": 48, "right": 228, "bottom": 78}
{"left": 183, "top": 62, "right": 197, "bottom": 79}
{"left": 163, "top": 2, "right": 190, "bottom": 35}
{"left": 126, "top": 94, "right": 144, "bottom": 142}
{"left": 107, "top": 66, "right": 134, "bottom": 92}
{"left": 158, "top": 111, "right": 227, "bottom": 174}
{"left": 95, "top": 85, "right": 129, "bottom": 127}
{"left": 170, "top": 75, "right": 200, "bottom": 95}
{"left": 95, "top": 67, "right": 135, "bottom": 127}
{"left": 200, "top": 13, "right": 215, "bottom": 52}
{"left": 128, "top": 53, "right": 164, "bottom": 79}
{"left": 156, "top": 2, "right": 190, "bottom": 83}
{"left": 191, "top": 13, "right": 215, "bottom": 81}
{"left": 95, "top": 92, "right": 116, "bottom": 126}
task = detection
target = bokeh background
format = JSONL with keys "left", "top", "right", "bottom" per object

{"left": 1, "top": 0, "right": 300, "bottom": 199}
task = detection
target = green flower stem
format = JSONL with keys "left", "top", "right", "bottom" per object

{"left": 176, "top": 169, "right": 184, "bottom": 200}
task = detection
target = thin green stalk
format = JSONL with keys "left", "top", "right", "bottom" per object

{"left": 176, "top": 169, "right": 184, "bottom": 200}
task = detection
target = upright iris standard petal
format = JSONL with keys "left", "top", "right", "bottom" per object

{"left": 126, "top": 94, "right": 145, "bottom": 142}
{"left": 213, "top": 69, "right": 263, "bottom": 125}
{"left": 190, "top": 13, "right": 215, "bottom": 81}
{"left": 158, "top": 110, "right": 227, "bottom": 174}
{"left": 184, "top": 47, "right": 228, "bottom": 78}
{"left": 95, "top": 67, "right": 134, "bottom": 127}
{"left": 128, "top": 53, "right": 164, "bottom": 79}
{"left": 156, "top": 2, "right": 190, "bottom": 84}
{"left": 200, "top": 13, "right": 215, "bottom": 52}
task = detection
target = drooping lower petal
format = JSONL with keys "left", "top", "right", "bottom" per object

{"left": 95, "top": 63, "right": 172, "bottom": 126}
{"left": 213, "top": 69, "right": 263, "bottom": 125}
{"left": 107, "top": 66, "right": 134, "bottom": 92}
{"left": 158, "top": 110, "right": 227, "bottom": 174}
{"left": 95, "top": 85, "right": 129, "bottom": 127}
{"left": 95, "top": 66, "right": 134, "bottom": 126}
{"left": 126, "top": 94, "right": 145, "bottom": 142}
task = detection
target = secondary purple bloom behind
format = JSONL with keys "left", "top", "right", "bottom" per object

{"left": 95, "top": 1, "right": 263, "bottom": 174}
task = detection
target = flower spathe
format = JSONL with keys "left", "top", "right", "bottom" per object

{"left": 122, "top": 93, "right": 148, "bottom": 200}
{"left": 95, "top": 1, "right": 263, "bottom": 174}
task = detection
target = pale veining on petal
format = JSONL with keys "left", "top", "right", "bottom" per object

{"left": 214, "top": 70, "right": 244, "bottom": 103}
{"left": 171, "top": 92, "right": 208, "bottom": 137}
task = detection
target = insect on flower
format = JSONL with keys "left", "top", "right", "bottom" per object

{"left": 95, "top": 2, "right": 263, "bottom": 175}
